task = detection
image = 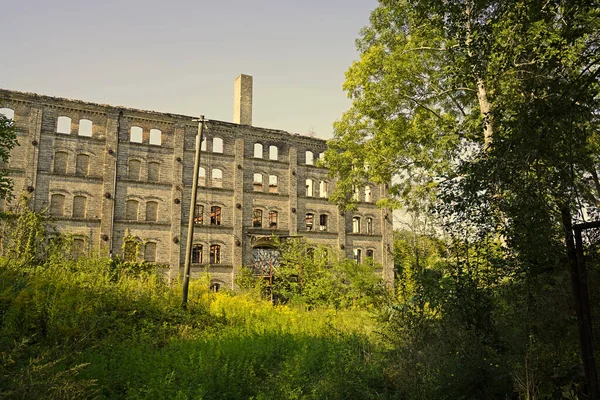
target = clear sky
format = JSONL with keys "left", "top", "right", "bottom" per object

{"left": 0, "top": 0, "right": 378, "bottom": 139}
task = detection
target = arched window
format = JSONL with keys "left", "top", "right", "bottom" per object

{"left": 194, "top": 204, "right": 203, "bottom": 225}
{"left": 253, "top": 173, "right": 263, "bottom": 191}
{"left": 366, "top": 217, "right": 374, "bottom": 234}
{"left": 212, "top": 137, "right": 223, "bottom": 153}
{"left": 0, "top": 108, "right": 14, "bottom": 120}
{"left": 199, "top": 167, "right": 206, "bottom": 186}
{"left": 50, "top": 194, "right": 65, "bottom": 216}
{"left": 210, "top": 282, "right": 221, "bottom": 292}
{"left": 269, "top": 210, "right": 278, "bottom": 229}
{"left": 319, "top": 214, "right": 328, "bottom": 231}
{"left": 352, "top": 186, "right": 360, "bottom": 201}
{"left": 353, "top": 248, "right": 362, "bottom": 263}
{"left": 319, "top": 181, "right": 328, "bottom": 198}
{"left": 54, "top": 151, "right": 68, "bottom": 174}
{"left": 192, "top": 244, "right": 203, "bottom": 264}
{"left": 253, "top": 143, "right": 263, "bottom": 158}
{"left": 148, "top": 162, "right": 159, "bottom": 182}
{"left": 352, "top": 217, "right": 361, "bottom": 233}
{"left": 269, "top": 145, "right": 278, "bottom": 160}
{"left": 57, "top": 116, "right": 71, "bottom": 134}
{"left": 144, "top": 242, "right": 157, "bottom": 262}
{"left": 253, "top": 209, "right": 262, "bottom": 227}
{"left": 212, "top": 168, "right": 223, "bottom": 188}
{"left": 268, "top": 175, "right": 278, "bottom": 193}
{"left": 130, "top": 126, "right": 143, "bottom": 143}
{"left": 75, "top": 154, "right": 90, "bottom": 176}
{"left": 305, "top": 179, "right": 314, "bottom": 197}
{"left": 366, "top": 249, "right": 374, "bottom": 259}
{"left": 305, "top": 213, "right": 314, "bottom": 231}
{"left": 210, "top": 206, "right": 221, "bottom": 225}
{"left": 78, "top": 119, "right": 93, "bottom": 137}
{"left": 305, "top": 151, "right": 314, "bottom": 165}
{"left": 365, "top": 186, "right": 372, "bottom": 202}
{"left": 126, "top": 200, "right": 139, "bottom": 220}
{"left": 146, "top": 201, "right": 158, "bottom": 222}
{"left": 201, "top": 136, "right": 207, "bottom": 151}
{"left": 210, "top": 244, "right": 221, "bottom": 264}
{"left": 72, "top": 195, "right": 87, "bottom": 218}
{"left": 128, "top": 159, "right": 141, "bottom": 180}
{"left": 319, "top": 152, "right": 325, "bottom": 160}
{"left": 149, "top": 129, "right": 162, "bottom": 145}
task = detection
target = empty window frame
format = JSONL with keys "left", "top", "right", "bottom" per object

{"left": 210, "top": 244, "right": 221, "bottom": 264}
{"left": 352, "top": 186, "right": 360, "bottom": 201}
{"left": 268, "top": 175, "right": 278, "bottom": 193}
{"left": 199, "top": 167, "right": 206, "bottom": 186}
{"left": 72, "top": 195, "right": 87, "bottom": 218}
{"left": 305, "top": 213, "right": 314, "bottom": 231}
{"left": 352, "top": 217, "right": 361, "bottom": 233}
{"left": 210, "top": 282, "right": 221, "bottom": 292}
{"left": 365, "top": 186, "right": 372, "bottom": 202}
{"left": 213, "top": 137, "right": 223, "bottom": 153}
{"left": 366, "top": 249, "right": 374, "bottom": 259}
{"left": 305, "top": 151, "right": 314, "bottom": 165}
{"left": 75, "top": 154, "right": 90, "bottom": 176}
{"left": 366, "top": 217, "right": 374, "bottom": 234}
{"left": 144, "top": 242, "right": 157, "bottom": 262}
{"left": 50, "top": 194, "right": 65, "bottom": 216}
{"left": 269, "top": 210, "right": 278, "bottom": 229}
{"left": 149, "top": 129, "right": 162, "bottom": 145}
{"left": 253, "top": 173, "right": 263, "bottom": 191}
{"left": 269, "top": 145, "right": 278, "bottom": 160}
{"left": 148, "top": 162, "right": 160, "bottom": 182}
{"left": 125, "top": 200, "right": 139, "bottom": 220}
{"left": 192, "top": 244, "right": 203, "bottom": 264}
{"left": 253, "top": 143, "right": 263, "bottom": 158}
{"left": 253, "top": 209, "right": 262, "bottom": 227}
{"left": 57, "top": 116, "right": 71, "bottom": 134}
{"left": 210, "top": 206, "right": 221, "bottom": 225}
{"left": 54, "top": 151, "right": 68, "bottom": 174}
{"left": 78, "top": 119, "right": 93, "bottom": 137}
{"left": 146, "top": 201, "right": 158, "bottom": 222}
{"left": 212, "top": 168, "right": 223, "bottom": 188}
{"left": 305, "top": 179, "right": 314, "bottom": 197}
{"left": 319, "top": 181, "right": 328, "bottom": 198}
{"left": 0, "top": 108, "right": 14, "bottom": 120}
{"left": 128, "top": 159, "right": 141, "bottom": 180}
{"left": 130, "top": 126, "right": 143, "bottom": 143}
{"left": 194, "top": 204, "right": 204, "bottom": 225}
{"left": 353, "top": 248, "right": 362, "bottom": 263}
{"left": 319, "top": 214, "right": 328, "bottom": 231}
{"left": 201, "top": 136, "right": 207, "bottom": 151}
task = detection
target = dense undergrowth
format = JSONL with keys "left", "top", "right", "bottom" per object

{"left": 0, "top": 255, "right": 394, "bottom": 399}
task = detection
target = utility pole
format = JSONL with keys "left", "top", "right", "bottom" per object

{"left": 182, "top": 116, "right": 205, "bottom": 308}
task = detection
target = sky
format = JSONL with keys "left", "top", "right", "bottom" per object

{"left": 0, "top": 0, "right": 378, "bottom": 140}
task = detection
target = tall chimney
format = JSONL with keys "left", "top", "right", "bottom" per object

{"left": 233, "top": 74, "right": 253, "bottom": 126}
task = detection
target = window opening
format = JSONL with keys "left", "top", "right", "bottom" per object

{"left": 210, "top": 244, "right": 221, "bottom": 264}
{"left": 72, "top": 196, "right": 87, "bottom": 218}
{"left": 128, "top": 159, "right": 141, "bottom": 180}
{"left": 192, "top": 244, "right": 203, "bottom": 264}
{"left": 268, "top": 175, "right": 278, "bottom": 193}
{"left": 54, "top": 151, "right": 68, "bottom": 174}
{"left": 253, "top": 209, "right": 262, "bottom": 227}
{"left": 78, "top": 119, "right": 92, "bottom": 137}
{"left": 57, "top": 116, "right": 71, "bottom": 134}
{"left": 0, "top": 108, "right": 14, "bottom": 120}
{"left": 212, "top": 168, "right": 223, "bottom": 188}
{"left": 254, "top": 143, "right": 263, "bottom": 158}
{"left": 199, "top": 167, "right": 206, "bottom": 186}
{"left": 305, "top": 151, "right": 314, "bottom": 165}
{"left": 130, "top": 126, "right": 143, "bottom": 143}
{"left": 269, "top": 210, "right": 278, "bottom": 228}
{"left": 305, "top": 213, "right": 314, "bottom": 231}
{"left": 319, "top": 181, "right": 328, "bottom": 198}
{"left": 366, "top": 217, "right": 373, "bottom": 234}
{"left": 146, "top": 201, "right": 158, "bottom": 222}
{"left": 269, "top": 145, "right": 278, "bottom": 160}
{"left": 148, "top": 162, "right": 159, "bottom": 182}
{"left": 125, "top": 200, "right": 139, "bottom": 220}
{"left": 365, "top": 186, "right": 372, "bottom": 202}
{"left": 213, "top": 137, "right": 223, "bottom": 153}
{"left": 149, "top": 129, "right": 162, "bottom": 145}
{"left": 210, "top": 206, "right": 221, "bottom": 225}
{"left": 144, "top": 242, "right": 157, "bottom": 262}
{"left": 75, "top": 154, "right": 90, "bottom": 176}
{"left": 352, "top": 217, "right": 361, "bottom": 233}
{"left": 306, "top": 179, "right": 314, "bottom": 197}
{"left": 366, "top": 249, "right": 374, "bottom": 259}
{"left": 353, "top": 248, "right": 362, "bottom": 263}
{"left": 253, "top": 173, "right": 263, "bottom": 191}
{"left": 319, "top": 214, "right": 328, "bottom": 231}
{"left": 194, "top": 204, "right": 204, "bottom": 224}
{"left": 50, "top": 194, "right": 65, "bottom": 216}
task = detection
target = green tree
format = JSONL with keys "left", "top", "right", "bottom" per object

{"left": 0, "top": 111, "right": 17, "bottom": 200}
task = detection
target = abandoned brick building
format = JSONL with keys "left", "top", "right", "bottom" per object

{"left": 0, "top": 75, "right": 394, "bottom": 289}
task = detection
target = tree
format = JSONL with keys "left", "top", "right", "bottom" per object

{"left": 0, "top": 112, "right": 17, "bottom": 200}
{"left": 325, "top": 0, "right": 600, "bottom": 397}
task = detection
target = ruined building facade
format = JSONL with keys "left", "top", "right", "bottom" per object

{"left": 0, "top": 75, "right": 394, "bottom": 288}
